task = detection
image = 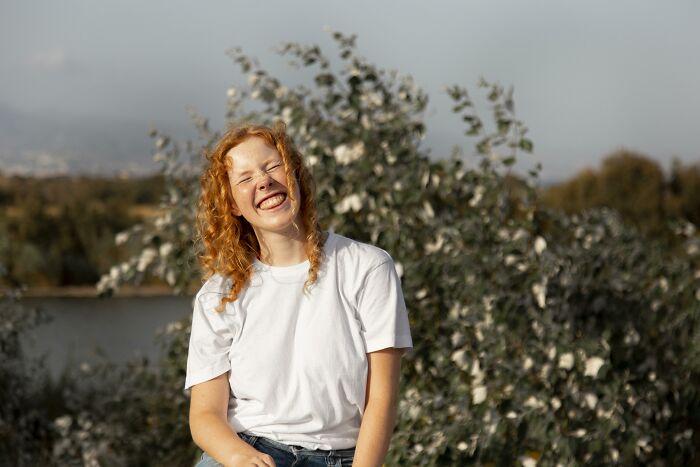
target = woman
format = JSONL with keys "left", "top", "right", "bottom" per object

{"left": 185, "top": 122, "right": 412, "bottom": 467}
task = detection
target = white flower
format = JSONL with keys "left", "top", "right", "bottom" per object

{"left": 360, "top": 114, "right": 370, "bottom": 129}
{"left": 226, "top": 87, "right": 237, "bottom": 98}
{"left": 534, "top": 236, "right": 547, "bottom": 255}
{"left": 471, "top": 385, "right": 487, "bottom": 405}
{"left": 451, "top": 349, "right": 468, "bottom": 370}
{"left": 520, "top": 456, "right": 537, "bottom": 467}
{"left": 470, "top": 360, "right": 484, "bottom": 385}
{"left": 456, "top": 441, "right": 468, "bottom": 451}
{"left": 166, "top": 321, "right": 183, "bottom": 334}
{"left": 281, "top": 107, "right": 293, "bottom": 125}
{"left": 136, "top": 248, "right": 158, "bottom": 272}
{"left": 610, "top": 448, "right": 620, "bottom": 462}
{"left": 572, "top": 428, "right": 587, "bottom": 438}
{"left": 154, "top": 212, "right": 172, "bottom": 229}
{"left": 657, "top": 277, "right": 669, "bottom": 292}
{"left": 584, "top": 392, "right": 598, "bottom": 409}
{"left": 532, "top": 280, "right": 547, "bottom": 308}
{"left": 335, "top": 194, "right": 362, "bottom": 214}
{"left": 504, "top": 254, "right": 518, "bottom": 266}
{"left": 274, "top": 86, "right": 288, "bottom": 98}
{"left": 547, "top": 346, "right": 557, "bottom": 360}
{"left": 584, "top": 357, "right": 605, "bottom": 378}
{"left": 166, "top": 270, "right": 176, "bottom": 286}
{"left": 523, "top": 356, "right": 534, "bottom": 370}
{"left": 54, "top": 415, "right": 72, "bottom": 432}
{"left": 624, "top": 327, "right": 640, "bottom": 345}
{"left": 524, "top": 396, "right": 546, "bottom": 410}
{"left": 423, "top": 201, "right": 435, "bottom": 219}
{"left": 425, "top": 234, "right": 444, "bottom": 253}
{"left": 361, "top": 91, "right": 383, "bottom": 107}
{"left": 506, "top": 411, "right": 517, "bottom": 419}
{"left": 597, "top": 406, "right": 614, "bottom": 419}
{"left": 558, "top": 352, "right": 575, "bottom": 370}
{"left": 469, "top": 185, "right": 485, "bottom": 207}
{"left": 333, "top": 141, "right": 365, "bottom": 165}
{"left": 159, "top": 242, "right": 173, "bottom": 257}
{"left": 512, "top": 228, "right": 528, "bottom": 242}
{"left": 550, "top": 397, "right": 562, "bottom": 410}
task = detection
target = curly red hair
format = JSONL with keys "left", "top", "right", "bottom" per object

{"left": 197, "top": 122, "right": 325, "bottom": 311}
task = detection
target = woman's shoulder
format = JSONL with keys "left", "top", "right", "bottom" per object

{"left": 194, "top": 273, "right": 233, "bottom": 301}
{"left": 327, "top": 231, "right": 395, "bottom": 269}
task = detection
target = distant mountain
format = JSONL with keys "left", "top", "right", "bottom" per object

{"left": 0, "top": 104, "right": 164, "bottom": 176}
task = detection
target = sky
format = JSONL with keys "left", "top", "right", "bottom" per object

{"left": 0, "top": 0, "right": 698, "bottom": 183}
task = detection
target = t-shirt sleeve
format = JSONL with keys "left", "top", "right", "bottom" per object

{"left": 356, "top": 258, "right": 413, "bottom": 353}
{"left": 184, "top": 291, "right": 235, "bottom": 390}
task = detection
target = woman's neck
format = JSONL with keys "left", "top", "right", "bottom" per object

{"left": 255, "top": 227, "right": 310, "bottom": 266}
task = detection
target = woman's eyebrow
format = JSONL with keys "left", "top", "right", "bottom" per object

{"left": 232, "top": 158, "right": 282, "bottom": 177}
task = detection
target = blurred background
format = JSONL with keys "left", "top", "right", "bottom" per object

{"left": 1, "top": 0, "right": 699, "bottom": 465}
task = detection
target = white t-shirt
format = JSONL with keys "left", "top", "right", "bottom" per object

{"left": 184, "top": 231, "right": 413, "bottom": 450}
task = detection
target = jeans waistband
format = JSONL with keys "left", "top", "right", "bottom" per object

{"left": 239, "top": 432, "right": 356, "bottom": 456}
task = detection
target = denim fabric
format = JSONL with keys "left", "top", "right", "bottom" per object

{"left": 195, "top": 432, "right": 355, "bottom": 467}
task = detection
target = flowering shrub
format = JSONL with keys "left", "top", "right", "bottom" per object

{"left": 5, "top": 30, "right": 698, "bottom": 465}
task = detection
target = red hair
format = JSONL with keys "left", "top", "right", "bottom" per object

{"left": 197, "top": 122, "right": 325, "bottom": 311}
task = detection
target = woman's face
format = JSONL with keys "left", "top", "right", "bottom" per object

{"left": 226, "top": 136, "right": 302, "bottom": 237}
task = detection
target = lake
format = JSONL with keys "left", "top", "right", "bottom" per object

{"left": 22, "top": 295, "right": 193, "bottom": 381}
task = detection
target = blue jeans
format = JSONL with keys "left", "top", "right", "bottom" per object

{"left": 195, "top": 432, "right": 356, "bottom": 467}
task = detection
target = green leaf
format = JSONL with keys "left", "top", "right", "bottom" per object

{"left": 519, "top": 138, "right": 534, "bottom": 152}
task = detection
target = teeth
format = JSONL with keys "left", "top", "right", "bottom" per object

{"left": 259, "top": 194, "right": 286, "bottom": 210}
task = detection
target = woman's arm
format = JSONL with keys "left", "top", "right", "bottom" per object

{"left": 352, "top": 348, "right": 403, "bottom": 467}
{"left": 189, "top": 373, "right": 276, "bottom": 467}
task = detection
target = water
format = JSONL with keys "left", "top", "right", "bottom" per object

{"left": 22, "top": 296, "right": 193, "bottom": 380}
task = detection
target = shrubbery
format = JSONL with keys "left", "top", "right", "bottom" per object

{"left": 3, "top": 30, "right": 699, "bottom": 465}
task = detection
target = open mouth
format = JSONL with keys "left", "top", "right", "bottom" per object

{"left": 257, "top": 193, "right": 287, "bottom": 210}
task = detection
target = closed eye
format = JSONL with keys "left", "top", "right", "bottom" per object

{"left": 267, "top": 164, "right": 282, "bottom": 172}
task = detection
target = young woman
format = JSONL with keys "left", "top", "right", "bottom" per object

{"left": 185, "top": 123, "right": 412, "bottom": 467}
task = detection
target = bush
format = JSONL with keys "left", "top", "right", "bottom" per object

{"left": 0, "top": 290, "right": 54, "bottom": 465}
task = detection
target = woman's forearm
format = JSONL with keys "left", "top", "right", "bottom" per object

{"left": 352, "top": 396, "right": 398, "bottom": 467}
{"left": 190, "top": 411, "right": 254, "bottom": 465}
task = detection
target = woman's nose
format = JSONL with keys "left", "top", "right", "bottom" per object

{"left": 256, "top": 173, "right": 274, "bottom": 190}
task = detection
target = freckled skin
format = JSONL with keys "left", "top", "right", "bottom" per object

{"left": 226, "top": 137, "right": 302, "bottom": 237}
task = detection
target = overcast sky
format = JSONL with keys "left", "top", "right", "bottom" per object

{"left": 1, "top": 0, "right": 698, "bottom": 182}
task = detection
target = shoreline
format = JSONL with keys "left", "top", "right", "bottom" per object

{"left": 21, "top": 285, "right": 177, "bottom": 298}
